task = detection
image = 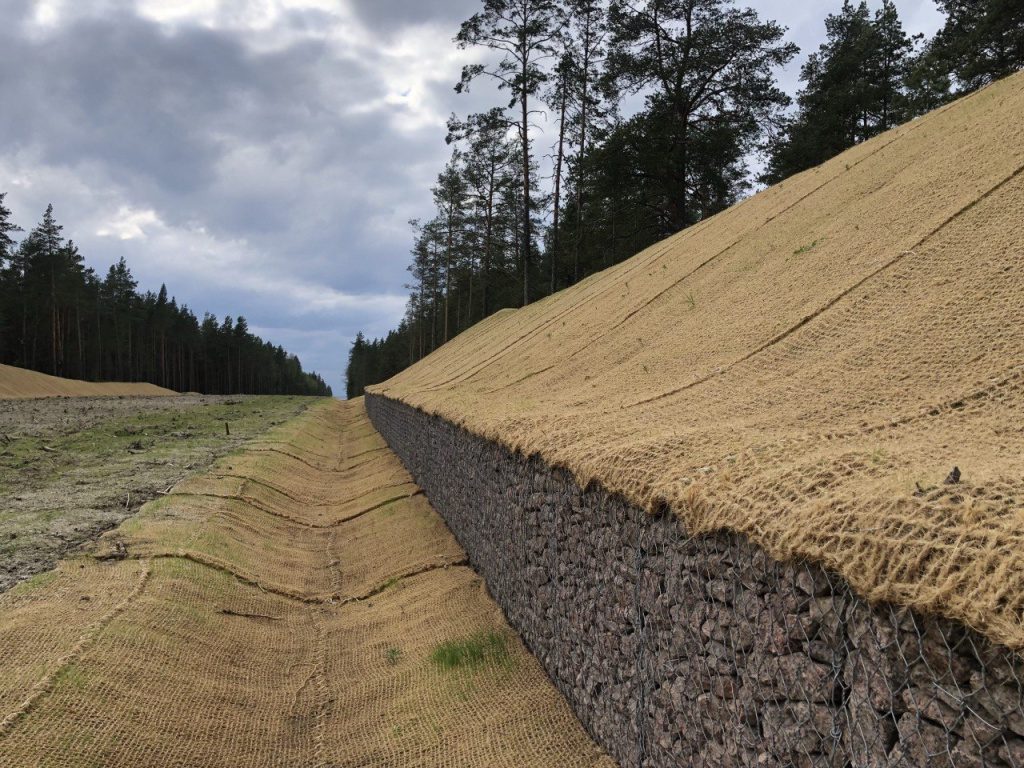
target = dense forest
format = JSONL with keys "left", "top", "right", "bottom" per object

{"left": 346, "top": 0, "right": 1023, "bottom": 398}
{"left": 0, "top": 199, "right": 332, "bottom": 397}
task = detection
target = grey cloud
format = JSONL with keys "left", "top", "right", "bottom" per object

{"left": 1, "top": 11, "right": 378, "bottom": 196}
{"left": 350, "top": 0, "right": 477, "bottom": 37}
{"left": 0, "top": 2, "right": 460, "bottom": 390}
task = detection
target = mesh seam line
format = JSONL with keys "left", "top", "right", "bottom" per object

{"left": 244, "top": 446, "right": 347, "bottom": 472}
{"left": 133, "top": 551, "right": 469, "bottom": 606}
{"left": 628, "top": 159, "right": 1024, "bottom": 409}
{"left": 158, "top": 487, "right": 422, "bottom": 529}
{"left": 0, "top": 560, "right": 153, "bottom": 740}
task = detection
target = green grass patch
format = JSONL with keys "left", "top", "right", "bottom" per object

{"left": 9, "top": 569, "right": 58, "bottom": 594}
{"left": 793, "top": 238, "right": 823, "bottom": 255}
{"left": 34, "top": 509, "right": 62, "bottom": 524}
{"left": 0, "top": 396, "right": 310, "bottom": 488}
{"left": 55, "top": 396, "right": 307, "bottom": 460}
{"left": 52, "top": 661, "right": 88, "bottom": 692}
{"left": 429, "top": 630, "right": 511, "bottom": 672}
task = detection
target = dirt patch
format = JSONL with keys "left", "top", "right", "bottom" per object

{"left": 0, "top": 394, "right": 321, "bottom": 592}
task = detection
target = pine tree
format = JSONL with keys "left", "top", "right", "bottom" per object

{"left": 763, "top": 1, "right": 913, "bottom": 184}
{"left": 17, "top": 205, "right": 78, "bottom": 374}
{"left": 0, "top": 193, "right": 21, "bottom": 266}
{"left": 544, "top": 53, "right": 572, "bottom": 294}
{"left": 102, "top": 257, "right": 139, "bottom": 381}
{"left": 563, "top": 0, "right": 609, "bottom": 284}
{"left": 346, "top": 331, "right": 368, "bottom": 398}
{"left": 901, "top": 46, "right": 953, "bottom": 117}
{"left": 869, "top": 0, "right": 916, "bottom": 128}
{"left": 929, "top": 0, "right": 1024, "bottom": 91}
{"left": 431, "top": 152, "right": 470, "bottom": 343}
{"left": 0, "top": 193, "right": 23, "bottom": 363}
{"left": 448, "top": 109, "right": 517, "bottom": 318}
{"left": 606, "top": 0, "right": 797, "bottom": 230}
{"left": 456, "top": 0, "right": 564, "bottom": 306}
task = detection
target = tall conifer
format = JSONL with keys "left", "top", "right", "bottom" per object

{"left": 456, "top": 0, "right": 564, "bottom": 306}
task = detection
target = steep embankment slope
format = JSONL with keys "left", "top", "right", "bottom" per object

{"left": 371, "top": 72, "right": 1024, "bottom": 650}
{"left": 0, "top": 363, "right": 174, "bottom": 398}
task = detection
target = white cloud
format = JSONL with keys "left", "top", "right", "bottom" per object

{"left": 133, "top": 0, "right": 363, "bottom": 50}
{"left": 134, "top": 0, "right": 215, "bottom": 27}
{"left": 31, "top": 0, "right": 62, "bottom": 27}
{"left": 95, "top": 206, "right": 161, "bottom": 240}
{"left": 90, "top": 205, "right": 406, "bottom": 319}
{"left": 376, "top": 22, "right": 478, "bottom": 131}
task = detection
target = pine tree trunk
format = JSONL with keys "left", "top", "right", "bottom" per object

{"left": 76, "top": 303, "right": 83, "bottom": 379}
{"left": 466, "top": 257, "right": 474, "bottom": 330}
{"left": 551, "top": 69, "right": 568, "bottom": 295}
{"left": 482, "top": 169, "right": 495, "bottom": 317}
{"left": 444, "top": 222, "right": 452, "bottom": 343}
{"left": 521, "top": 84, "right": 532, "bottom": 306}
{"left": 574, "top": 15, "right": 593, "bottom": 285}
{"left": 50, "top": 272, "right": 58, "bottom": 376}
{"left": 418, "top": 280, "right": 426, "bottom": 361}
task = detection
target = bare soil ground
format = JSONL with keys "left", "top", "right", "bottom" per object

{"left": 0, "top": 394, "right": 318, "bottom": 592}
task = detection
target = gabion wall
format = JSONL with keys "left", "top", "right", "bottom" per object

{"left": 365, "top": 394, "right": 1024, "bottom": 768}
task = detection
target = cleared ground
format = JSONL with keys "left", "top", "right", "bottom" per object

{"left": 0, "top": 398, "right": 611, "bottom": 767}
{"left": 0, "top": 393, "right": 314, "bottom": 592}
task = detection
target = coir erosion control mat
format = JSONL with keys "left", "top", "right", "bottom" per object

{"left": 0, "top": 399, "right": 611, "bottom": 767}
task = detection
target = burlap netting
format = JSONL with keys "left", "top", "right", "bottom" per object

{"left": 0, "top": 362, "right": 174, "bottom": 397}
{"left": 0, "top": 400, "right": 610, "bottom": 767}
{"left": 370, "top": 71, "right": 1024, "bottom": 653}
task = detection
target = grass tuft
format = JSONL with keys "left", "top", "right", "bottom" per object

{"left": 793, "top": 238, "right": 822, "bottom": 255}
{"left": 429, "top": 630, "right": 511, "bottom": 671}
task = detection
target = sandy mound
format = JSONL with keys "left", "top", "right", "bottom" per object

{"left": 0, "top": 363, "right": 175, "bottom": 398}
{"left": 370, "top": 72, "right": 1024, "bottom": 652}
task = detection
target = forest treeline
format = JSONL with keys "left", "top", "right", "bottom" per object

{"left": 0, "top": 200, "right": 332, "bottom": 397}
{"left": 346, "top": 0, "right": 1023, "bottom": 398}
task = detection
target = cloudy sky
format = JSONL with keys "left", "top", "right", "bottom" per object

{"left": 0, "top": 0, "right": 945, "bottom": 393}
